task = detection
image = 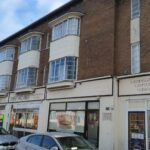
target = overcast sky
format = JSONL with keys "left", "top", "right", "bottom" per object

{"left": 0, "top": 0, "right": 70, "bottom": 41}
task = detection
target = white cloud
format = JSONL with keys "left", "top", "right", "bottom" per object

{"left": 0, "top": 0, "right": 70, "bottom": 41}
{"left": 36, "top": 0, "right": 70, "bottom": 13}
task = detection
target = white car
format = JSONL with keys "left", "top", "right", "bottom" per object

{"left": 16, "top": 132, "right": 96, "bottom": 150}
{"left": 0, "top": 127, "right": 18, "bottom": 150}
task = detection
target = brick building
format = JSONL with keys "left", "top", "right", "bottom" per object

{"left": 0, "top": 0, "right": 150, "bottom": 149}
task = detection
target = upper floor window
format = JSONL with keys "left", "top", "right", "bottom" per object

{"left": 131, "top": 42, "right": 140, "bottom": 74}
{"left": 0, "top": 47, "right": 14, "bottom": 62}
{"left": 20, "top": 36, "right": 40, "bottom": 54}
{"left": 52, "top": 18, "right": 80, "bottom": 41}
{"left": 48, "top": 57, "right": 77, "bottom": 83}
{"left": 0, "top": 75, "right": 11, "bottom": 92}
{"left": 16, "top": 67, "right": 37, "bottom": 89}
{"left": 131, "top": 0, "right": 140, "bottom": 19}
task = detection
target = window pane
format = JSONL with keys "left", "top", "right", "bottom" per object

{"left": 14, "top": 109, "right": 39, "bottom": 129}
{"left": 16, "top": 68, "right": 37, "bottom": 89}
{"left": 88, "top": 102, "right": 99, "bottom": 110}
{"left": 26, "top": 110, "right": 39, "bottom": 129}
{"left": 67, "top": 102, "right": 85, "bottom": 110}
{"left": 31, "top": 36, "right": 40, "bottom": 50}
{"left": 20, "top": 36, "right": 40, "bottom": 54}
{"left": 66, "top": 57, "right": 76, "bottom": 80}
{"left": 50, "top": 103, "right": 66, "bottom": 110}
{"left": 49, "top": 111, "right": 85, "bottom": 133}
{"left": 42, "top": 136, "right": 58, "bottom": 149}
{"left": 0, "top": 75, "right": 11, "bottom": 92}
{"left": 0, "top": 48, "right": 14, "bottom": 62}
{"left": 52, "top": 17, "right": 80, "bottom": 41}
{"left": 28, "top": 135, "right": 42, "bottom": 146}
{"left": 48, "top": 57, "right": 76, "bottom": 83}
{"left": 131, "top": 0, "right": 140, "bottom": 18}
{"left": 68, "top": 18, "right": 79, "bottom": 35}
{"left": 131, "top": 43, "right": 140, "bottom": 74}
{"left": 6, "top": 47, "right": 14, "bottom": 60}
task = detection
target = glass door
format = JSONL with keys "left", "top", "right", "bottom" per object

{"left": 128, "top": 112, "right": 145, "bottom": 150}
{"left": 87, "top": 110, "right": 99, "bottom": 147}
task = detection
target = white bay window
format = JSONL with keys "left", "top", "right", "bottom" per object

{"left": 52, "top": 18, "right": 80, "bottom": 41}
{"left": 48, "top": 57, "right": 77, "bottom": 83}
{"left": 0, "top": 47, "right": 14, "bottom": 62}
{"left": 20, "top": 36, "right": 40, "bottom": 54}
{"left": 0, "top": 75, "right": 11, "bottom": 92}
{"left": 16, "top": 67, "right": 37, "bottom": 89}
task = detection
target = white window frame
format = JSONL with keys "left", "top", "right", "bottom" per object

{"left": 20, "top": 36, "right": 41, "bottom": 54}
{"left": 48, "top": 57, "right": 77, "bottom": 83}
{"left": 0, "top": 47, "right": 15, "bottom": 62}
{"left": 131, "top": 42, "right": 140, "bottom": 74}
{"left": 0, "top": 75, "right": 11, "bottom": 92}
{"left": 16, "top": 67, "right": 37, "bottom": 89}
{"left": 131, "top": 0, "right": 140, "bottom": 19}
{"left": 52, "top": 17, "right": 80, "bottom": 41}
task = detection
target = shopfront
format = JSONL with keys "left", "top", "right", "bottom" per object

{"left": 48, "top": 101, "right": 99, "bottom": 147}
{"left": 118, "top": 74, "right": 150, "bottom": 150}
{"left": 8, "top": 87, "right": 45, "bottom": 137}
{"left": 47, "top": 77, "right": 114, "bottom": 149}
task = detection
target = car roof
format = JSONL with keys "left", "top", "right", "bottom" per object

{"left": 44, "top": 132, "right": 79, "bottom": 138}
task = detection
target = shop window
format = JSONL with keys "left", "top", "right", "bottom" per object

{"left": 0, "top": 47, "right": 14, "bottom": 62}
{"left": 52, "top": 17, "right": 80, "bottom": 41}
{"left": 128, "top": 112, "right": 145, "bottom": 150}
{"left": 16, "top": 67, "right": 37, "bottom": 89}
{"left": 48, "top": 57, "right": 77, "bottom": 83}
{"left": 20, "top": 36, "right": 40, "bottom": 54}
{"left": 0, "top": 75, "right": 11, "bottom": 92}
{"left": 48, "top": 101, "right": 99, "bottom": 148}
{"left": 49, "top": 111, "right": 85, "bottom": 133}
{"left": 10, "top": 109, "right": 39, "bottom": 130}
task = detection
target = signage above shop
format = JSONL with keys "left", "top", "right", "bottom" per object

{"left": 119, "top": 75, "right": 150, "bottom": 96}
{"left": 47, "top": 77, "right": 113, "bottom": 100}
{"left": 9, "top": 88, "right": 45, "bottom": 102}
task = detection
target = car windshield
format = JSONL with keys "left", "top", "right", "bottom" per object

{"left": 56, "top": 136, "right": 95, "bottom": 150}
{"left": 0, "top": 128, "right": 9, "bottom": 135}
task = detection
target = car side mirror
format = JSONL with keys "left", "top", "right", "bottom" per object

{"left": 50, "top": 147, "right": 59, "bottom": 150}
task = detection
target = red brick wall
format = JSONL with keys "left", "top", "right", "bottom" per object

{"left": 115, "top": 0, "right": 131, "bottom": 75}
{"left": 78, "top": 0, "right": 115, "bottom": 80}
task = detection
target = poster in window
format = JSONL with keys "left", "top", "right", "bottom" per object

{"left": 49, "top": 111, "right": 85, "bottom": 133}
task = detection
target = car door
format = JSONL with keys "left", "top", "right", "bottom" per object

{"left": 25, "top": 135, "right": 46, "bottom": 150}
{"left": 41, "top": 135, "right": 60, "bottom": 150}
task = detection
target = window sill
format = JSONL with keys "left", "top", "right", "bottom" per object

{"left": 47, "top": 81, "right": 75, "bottom": 90}
{"left": 15, "top": 87, "right": 35, "bottom": 94}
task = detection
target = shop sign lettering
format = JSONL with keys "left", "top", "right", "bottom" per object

{"left": 119, "top": 76, "right": 150, "bottom": 95}
{"left": 9, "top": 88, "right": 45, "bottom": 102}
{"left": 130, "top": 78, "right": 150, "bottom": 93}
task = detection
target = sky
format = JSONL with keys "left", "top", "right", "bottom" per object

{"left": 0, "top": 0, "right": 70, "bottom": 41}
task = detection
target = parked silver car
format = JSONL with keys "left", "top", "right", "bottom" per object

{"left": 0, "top": 127, "right": 18, "bottom": 150}
{"left": 16, "top": 132, "right": 96, "bottom": 150}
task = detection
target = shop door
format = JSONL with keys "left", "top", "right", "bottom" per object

{"left": 128, "top": 112, "right": 145, "bottom": 150}
{"left": 87, "top": 110, "right": 99, "bottom": 147}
